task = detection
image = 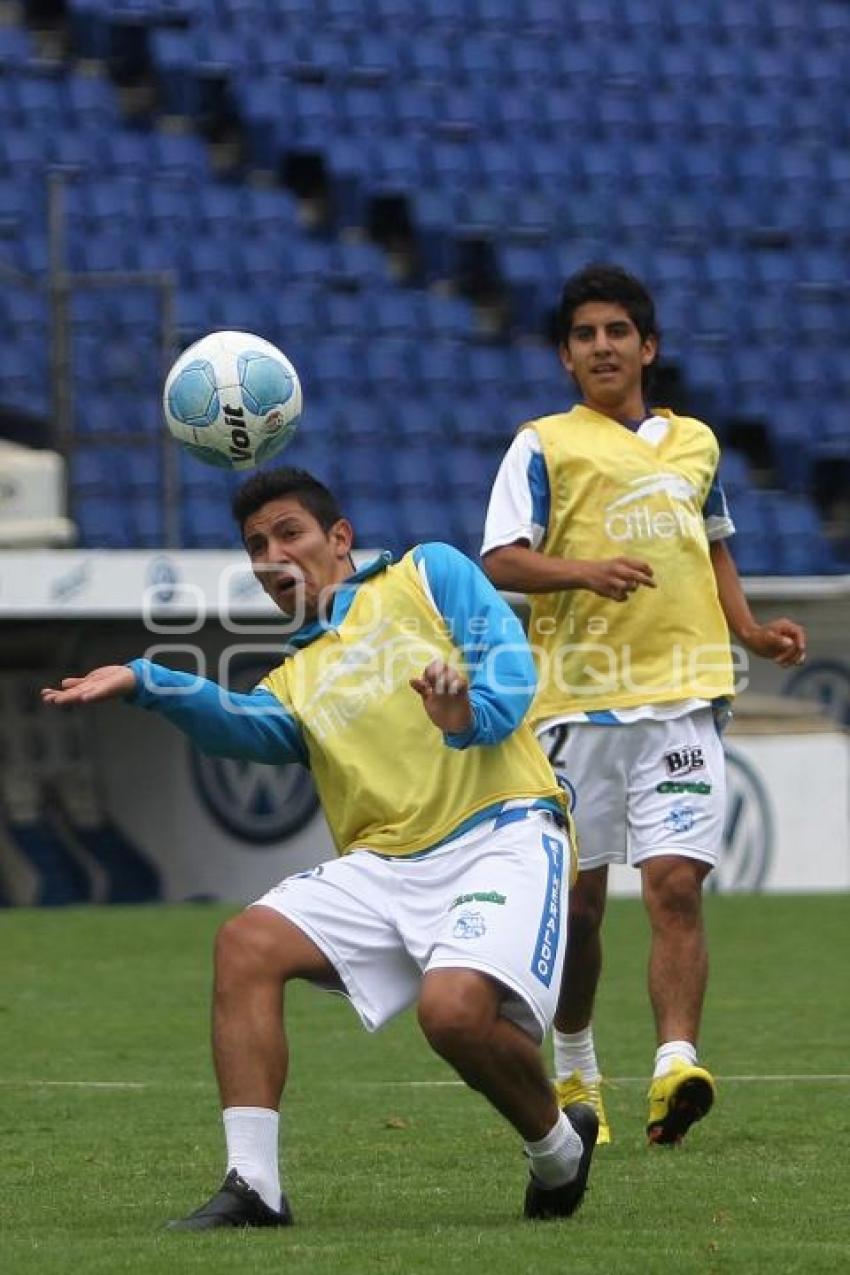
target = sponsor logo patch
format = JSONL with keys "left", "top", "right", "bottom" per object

{"left": 453, "top": 910, "right": 487, "bottom": 939}
{"left": 663, "top": 746, "right": 705, "bottom": 777}
{"left": 449, "top": 890, "right": 506, "bottom": 912}
{"left": 656, "top": 780, "right": 712, "bottom": 795}
{"left": 664, "top": 804, "right": 696, "bottom": 834}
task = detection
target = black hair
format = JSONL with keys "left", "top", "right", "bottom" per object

{"left": 232, "top": 466, "right": 344, "bottom": 535}
{"left": 555, "top": 263, "right": 660, "bottom": 393}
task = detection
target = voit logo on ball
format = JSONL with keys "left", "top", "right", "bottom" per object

{"left": 190, "top": 659, "right": 318, "bottom": 845}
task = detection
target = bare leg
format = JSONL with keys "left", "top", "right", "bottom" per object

{"left": 212, "top": 905, "right": 337, "bottom": 1108}
{"left": 641, "top": 856, "right": 711, "bottom": 1045}
{"left": 417, "top": 968, "right": 557, "bottom": 1141}
{"left": 553, "top": 866, "right": 608, "bottom": 1033}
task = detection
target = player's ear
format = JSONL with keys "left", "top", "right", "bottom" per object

{"left": 641, "top": 334, "right": 658, "bottom": 367}
{"left": 329, "top": 517, "right": 354, "bottom": 557}
{"left": 558, "top": 343, "right": 574, "bottom": 377}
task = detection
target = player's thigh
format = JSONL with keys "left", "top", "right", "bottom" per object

{"left": 254, "top": 854, "right": 421, "bottom": 1032}
{"left": 537, "top": 721, "right": 629, "bottom": 868}
{"left": 422, "top": 812, "right": 571, "bottom": 1042}
{"left": 627, "top": 710, "right": 726, "bottom": 869}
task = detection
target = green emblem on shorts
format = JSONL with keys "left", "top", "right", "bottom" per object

{"left": 656, "top": 781, "right": 712, "bottom": 795}
{"left": 449, "top": 890, "right": 506, "bottom": 911}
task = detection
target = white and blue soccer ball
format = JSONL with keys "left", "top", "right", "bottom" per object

{"left": 163, "top": 330, "right": 302, "bottom": 470}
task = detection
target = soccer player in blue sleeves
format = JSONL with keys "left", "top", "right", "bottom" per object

{"left": 482, "top": 264, "right": 806, "bottom": 1147}
{"left": 42, "top": 467, "right": 596, "bottom": 1226}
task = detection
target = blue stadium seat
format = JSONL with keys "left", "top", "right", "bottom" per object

{"left": 325, "top": 289, "right": 368, "bottom": 334}
{"left": 421, "top": 292, "right": 475, "bottom": 340}
{"left": 338, "top": 445, "right": 385, "bottom": 495}
{"left": 390, "top": 398, "right": 448, "bottom": 446}
{"left": 128, "top": 496, "right": 165, "bottom": 548}
{"left": 372, "top": 289, "right": 424, "bottom": 337}
{"left": 149, "top": 28, "right": 199, "bottom": 116}
{"left": 3, "top": 288, "right": 48, "bottom": 338}
{"left": 402, "top": 34, "right": 454, "bottom": 82}
{"left": 343, "top": 493, "right": 399, "bottom": 553}
{"left": 365, "top": 337, "right": 418, "bottom": 393}
{"left": 726, "top": 492, "right": 780, "bottom": 575}
{"left": 385, "top": 83, "right": 440, "bottom": 135}
{"left": 0, "top": 24, "right": 33, "bottom": 65}
{"left": 328, "top": 240, "right": 389, "bottom": 289}
{"left": 454, "top": 34, "right": 504, "bottom": 86}
{"left": 324, "top": 136, "right": 372, "bottom": 225}
{"left": 103, "top": 129, "right": 157, "bottom": 177}
{"left": 397, "top": 493, "right": 447, "bottom": 549}
{"left": 321, "top": 0, "right": 376, "bottom": 36}
{"left": 337, "top": 85, "right": 391, "bottom": 137}
{"left": 326, "top": 395, "right": 389, "bottom": 444}
{"left": 71, "top": 446, "right": 128, "bottom": 495}
{"left": 74, "top": 496, "right": 136, "bottom": 549}
{"left": 151, "top": 130, "right": 209, "bottom": 180}
{"left": 64, "top": 69, "right": 119, "bottom": 130}
{"left": 183, "top": 491, "right": 240, "bottom": 549}
{"left": 344, "top": 32, "right": 397, "bottom": 85}
{"left": 521, "top": 0, "right": 562, "bottom": 36}
{"left": 717, "top": 449, "right": 752, "bottom": 496}
{"left": 371, "top": 137, "right": 423, "bottom": 195}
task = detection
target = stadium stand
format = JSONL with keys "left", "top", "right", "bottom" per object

{"left": 1, "top": 0, "right": 849, "bottom": 567}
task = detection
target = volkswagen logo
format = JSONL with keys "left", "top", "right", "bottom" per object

{"left": 783, "top": 659, "right": 850, "bottom": 728}
{"left": 191, "top": 751, "right": 319, "bottom": 845}
{"left": 711, "top": 747, "right": 773, "bottom": 892}
{"left": 146, "top": 555, "right": 180, "bottom": 606}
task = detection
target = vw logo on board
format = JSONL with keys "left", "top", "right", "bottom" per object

{"left": 710, "top": 746, "right": 773, "bottom": 892}
{"left": 783, "top": 659, "right": 850, "bottom": 728}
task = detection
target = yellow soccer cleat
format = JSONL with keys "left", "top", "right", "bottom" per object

{"left": 554, "top": 1071, "right": 612, "bottom": 1145}
{"left": 646, "top": 1059, "right": 716, "bottom": 1146}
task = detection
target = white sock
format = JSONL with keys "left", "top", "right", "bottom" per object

{"left": 653, "top": 1040, "right": 698, "bottom": 1079}
{"left": 553, "top": 1027, "right": 601, "bottom": 1083}
{"left": 524, "top": 1111, "right": 584, "bottom": 1188}
{"left": 222, "top": 1106, "right": 281, "bottom": 1212}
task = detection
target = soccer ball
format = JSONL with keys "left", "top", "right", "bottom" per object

{"left": 163, "top": 330, "right": 302, "bottom": 470}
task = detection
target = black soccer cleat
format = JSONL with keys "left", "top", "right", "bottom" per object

{"left": 524, "top": 1102, "right": 599, "bottom": 1221}
{"left": 166, "top": 1169, "right": 294, "bottom": 1231}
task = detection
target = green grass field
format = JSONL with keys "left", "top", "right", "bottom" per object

{"left": 2, "top": 895, "right": 848, "bottom": 1274}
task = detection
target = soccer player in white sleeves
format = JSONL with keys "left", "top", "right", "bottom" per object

{"left": 482, "top": 264, "right": 806, "bottom": 1147}
{"left": 42, "top": 468, "right": 596, "bottom": 1226}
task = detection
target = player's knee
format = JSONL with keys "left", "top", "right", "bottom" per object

{"left": 214, "top": 912, "right": 278, "bottom": 983}
{"left": 417, "top": 987, "right": 490, "bottom": 1060}
{"left": 568, "top": 890, "right": 605, "bottom": 943}
{"left": 645, "top": 865, "right": 705, "bottom": 928}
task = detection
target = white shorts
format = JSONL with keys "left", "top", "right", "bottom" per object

{"left": 537, "top": 709, "right": 726, "bottom": 872}
{"left": 253, "top": 810, "right": 570, "bottom": 1043}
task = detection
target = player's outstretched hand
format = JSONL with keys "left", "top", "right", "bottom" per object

{"left": 410, "top": 658, "right": 473, "bottom": 735}
{"left": 40, "top": 665, "right": 137, "bottom": 708}
{"left": 741, "top": 619, "right": 807, "bottom": 667}
{"left": 579, "top": 557, "right": 656, "bottom": 601}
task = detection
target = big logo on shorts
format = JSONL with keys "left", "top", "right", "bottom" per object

{"left": 663, "top": 745, "right": 705, "bottom": 777}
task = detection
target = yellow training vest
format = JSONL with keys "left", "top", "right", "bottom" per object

{"left": 527, "top": 406, "right": 735, "bottom": 723}
{"left": 262, "top": 553, "right": 566, "bottom": 857}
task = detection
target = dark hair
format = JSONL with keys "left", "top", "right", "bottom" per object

{"left": 232, "top": 466, "right": 344, "bottom": 535}
{"left": 555, "top": 264, "right": 660, "bottom": 393}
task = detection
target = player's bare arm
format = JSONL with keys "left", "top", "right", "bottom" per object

{"left": 410, "top": 658, "right": 474, "bottom": 735}
{"left": 40, "top": 665, "right": 136, "bottom": 707}
{"left": 709, "top": 539, "right": 806, "bottom": 666}
{"left": 483, "top": 541, "right": 655, "bottom": 602}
